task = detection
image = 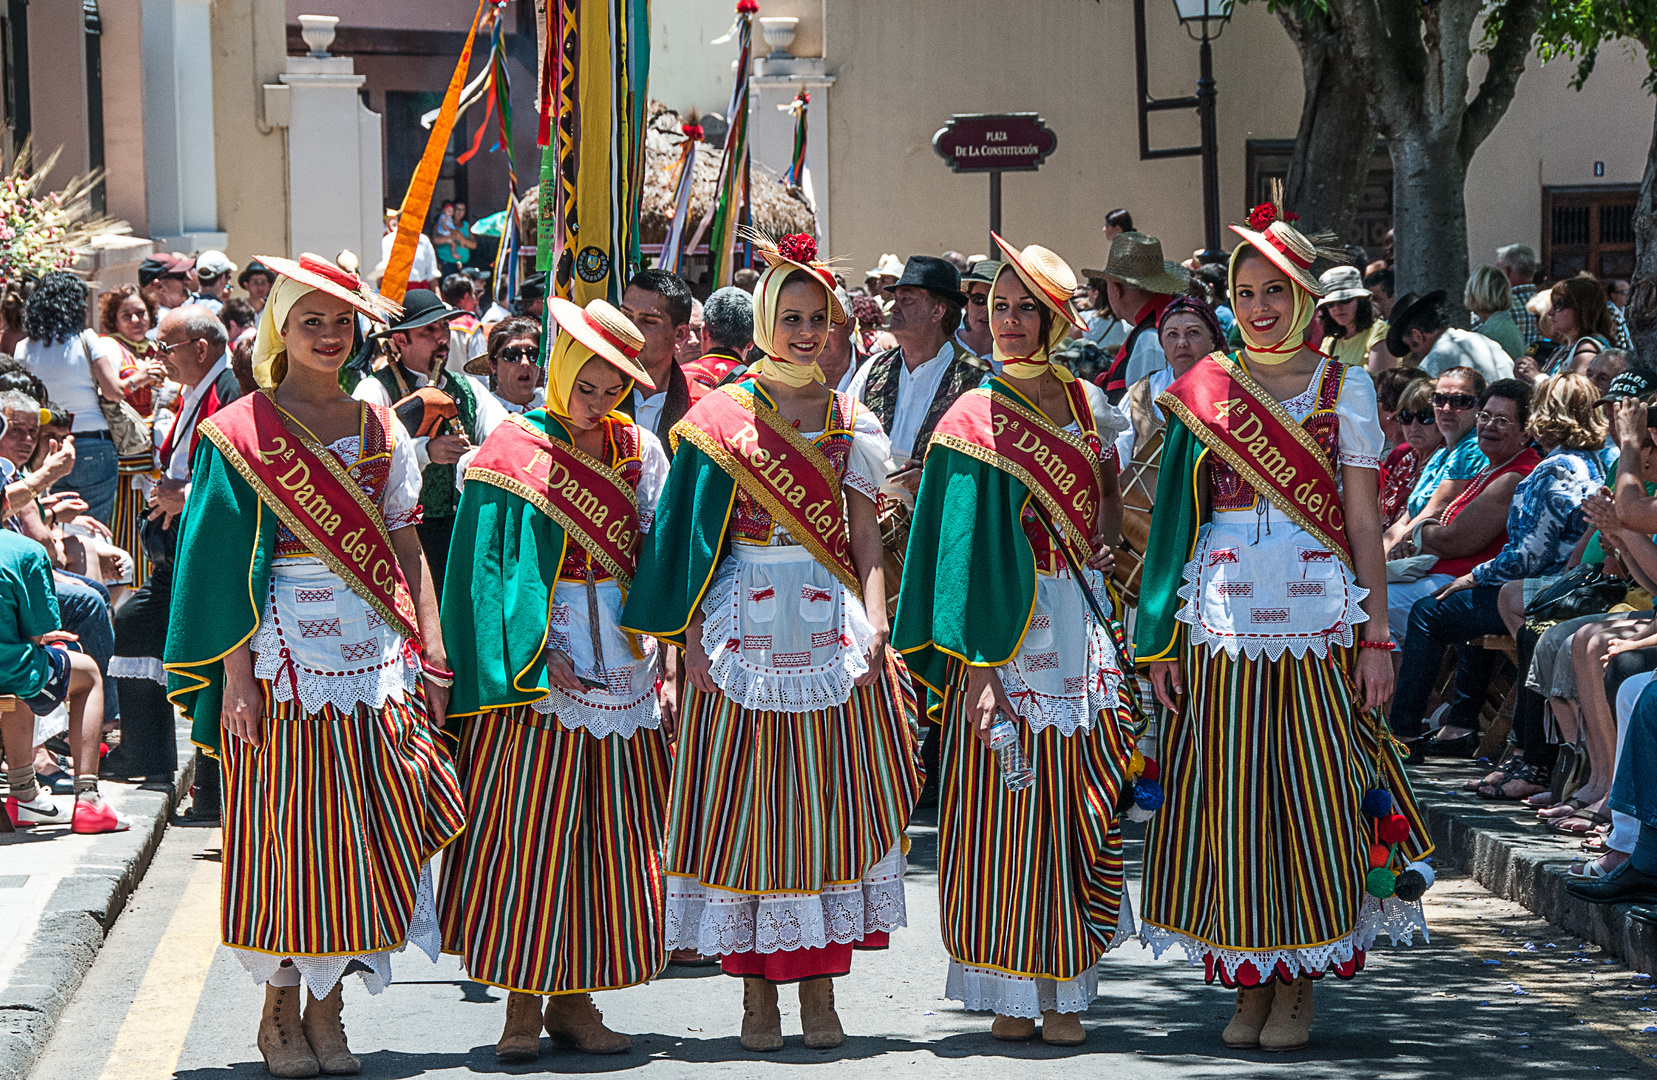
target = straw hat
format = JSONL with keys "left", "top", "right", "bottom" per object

{"left": 1317, "top": 265, "right": 1370, "bottom": 304}
{"left": 1228, "top": 192, "right": 1345, "bottom": 296}
{"left": 254, "top": 253, "right": 400, "bottom": 323}
{"left": 548, "top": 297, "right": 655, "bottom": 390}
{"left": 992, "top": 232, "right": 1086, "bottom": 332}
{"left": 865, "top": 253, "right": 903, "bottom": 280}
{"left": 1084, "top": 232, "right": 1190, "bottom": 296}
{"left": 748, "top": 230, "right": 848, "bottom": 323}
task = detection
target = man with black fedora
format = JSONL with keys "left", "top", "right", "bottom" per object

{"left": 1087, "top": 231, "right": 1190, "bottom": 403}
{"left": 353, "top": 287, "right": 506, "bottom": 596}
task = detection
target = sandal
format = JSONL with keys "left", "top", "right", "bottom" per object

{"left": 1466, "top": 755, "right": 1524, "bottom": 792}
{"left": 1477, "top": 760, "right": 1551, "bottom": 800}
{"left": 1427, "top": 730, "right": 1480, "bottom": 758}
{"left": 1570, "top": 853, "right": 1628, "bottom": 879}
{"left": 1548, "top": 809, "right": 1612, "bottom": 836}
{"left": 1538, "top": 796, "right": 1588, "bottom": 821}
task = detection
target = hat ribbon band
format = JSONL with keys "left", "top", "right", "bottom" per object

{"left": 298, "top": 254, "right": 363, "bottom": 293}
{"left": 1262, "top": 229, "right": 1314, "bottom": 271}
{"left": 583, "top": 310, "right": 641, "bottom": 360}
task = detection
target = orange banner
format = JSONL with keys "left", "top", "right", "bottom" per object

{"left": 381, "top": 0, "right": 487, "bottom": 303}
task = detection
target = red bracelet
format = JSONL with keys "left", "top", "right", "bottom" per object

{"left": 1357, "top": 639, "right": 1396, "bottom": 651}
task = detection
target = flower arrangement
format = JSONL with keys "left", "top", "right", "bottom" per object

{"left": 0, "top": 140, "right": 127, "bottom": 283}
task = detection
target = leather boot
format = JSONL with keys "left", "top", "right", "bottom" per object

{"left": 1221, "top": 984, "right": 1276, "bottom": 1048}
{"left": 495, "top": 992, "right": 543, "bottom": 1064}
{"left": 740, "top": 978, "right": 784, "bottom": 1052}
{"left": 1040, "top": 1010, "right": 1085, "bottom": 1046}
{"left": 301, "top": 986, "right": 361, "bottom": 1075}
{"left": 543, "top": 993, "right": 631, "bottom": 1054}
{"left": 798, "top": 978, "right": 844, "bottom": 1049}
{"left": 257, "top": 984, "right": 319, "bottom": 1078}
{"left": 1259, "top": 977, "right": 1314, "bottom": 1052}
{"left": 990, "top": 1014, "right": 1036, "bottom": 1041}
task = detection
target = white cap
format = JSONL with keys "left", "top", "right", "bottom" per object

{"left": 195, "top": 250, "right": 237, "bottom": 279}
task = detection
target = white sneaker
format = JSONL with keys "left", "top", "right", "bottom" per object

{"left": 9, "top": 791, "right": 72, "bottom": 826}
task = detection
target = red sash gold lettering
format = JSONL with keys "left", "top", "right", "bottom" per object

{"left": 672, "top": 384, "right": 862, "bottom": 597}
{"left": 930, "top": 381, "right": 1104, "bottom": 561}
{"left": 466, "top": 414, "right": 643, "bottom": 586}
{"left": 199, "top": 393, "right": 422, "bottom": 643}
{"left": 1159, "top": 352, "right": 1353, "bottom": 566}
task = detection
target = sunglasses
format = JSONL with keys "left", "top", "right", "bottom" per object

{"left": 1432, "top": 392, "right": 1477, "bottom": 410}
{"left": 155, "top": 336, "right": 204, "bottom": 356}
{"left": 1397, "top": 408, "right": 1435, "bottom": 425}
{"left": 497, "top": 347, "right": 539, "bottom": 364}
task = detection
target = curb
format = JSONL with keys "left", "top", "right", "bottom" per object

{"left": 1412, "top": 764, "right": 1657, "bottom": 974}
{"left": 0, "top": 749, "right": 195, "bottom": 1080}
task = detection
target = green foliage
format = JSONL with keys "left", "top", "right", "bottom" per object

{"left": 1536, "top": 0, "right": 1657, "bottom": 91}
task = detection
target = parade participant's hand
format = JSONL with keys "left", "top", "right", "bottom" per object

{"left": 856, "top": 622, "right": 888, "bottom": 687}
{"left": 1353, "top": 644, "right": 1394, "bottom": 713}
{"left": 221, "top": 645, "right": 264, "bottom": 748}
{"left": 426, "top": 433, "right": 473, "bottom": 465}
{"left": 1148, "top": 660, "right": 1184, "bottom": 711}
{"left": 965, "top": 664, "right": 1015, "bottom": 748}
{"left": 544, "top": 648, "right": 587, "bottom": 694}
{"left": 39, "top": 437, "right": 75, "bottom": 486}
{"left": 1435, "top": 573, "right": 1477, "bottom": 599}
{"left": 1086, "top": 534, "right": 1115, "bottom": 573}
{"left": 684, "top": 613, "right": 718, "bottom": 695}
{"left": 423, "top": 678, "right": 450, "bottom": 731}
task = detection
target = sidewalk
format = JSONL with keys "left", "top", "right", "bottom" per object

{"left": 0, "top": 715, "right": 194, "bottom": 1080}
{"left": 1410, "top": 758, "right": 1657, "bottom": 975}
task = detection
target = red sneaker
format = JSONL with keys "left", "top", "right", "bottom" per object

{"left": 71, "top": 795, "right": 132, "bottom": 834}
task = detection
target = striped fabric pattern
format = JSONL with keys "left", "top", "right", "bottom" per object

{"left": 219, "top": 688, "right": 466, "bottom": 958}
{"left": 937, "top": 661, "right": 1134, "bottom": 983}
{"left": 665, "top": 654, "right": 920, "bottom": 897}
{"left": 110, "top": 466, "right": 151, "bottom": 586}
{"left": 438, "top": 705, "right": 671, "bottom": 994}
{"left": 1140, "top": 643, "right": 1431, "bottom": 973}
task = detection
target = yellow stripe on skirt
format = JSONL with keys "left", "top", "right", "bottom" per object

{"left": 438, "top": 705, "right": 671, "bottom": 995}
{"left": 219, "top": 686, "right": 466, "bottom": 957}
{"left": 1139, "top": 642, "right": 1431, "bottom": 973}
{"left": 111, "top": 461, "right": 153, "bottom": 586}
{"left": 938, "top": 660, "right": 1134, "bottom": 983}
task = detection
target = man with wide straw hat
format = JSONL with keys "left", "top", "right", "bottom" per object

{"left": 1089, "top": 231, "right": 1191, "bottom": 403}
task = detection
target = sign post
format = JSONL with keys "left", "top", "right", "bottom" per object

{"left": 933, "top": 113, "right": 1057, "bottom": 253}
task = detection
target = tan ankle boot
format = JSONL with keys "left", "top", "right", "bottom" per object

{"left": 1259, "top": 977, "right": 1314, "bottom": 1052}
{"left": 740, "top": 978, "right": 784, "bottom": 1052}
{"left": 1221, "top": 984, "right": 1276, "bottom": 1048}
{"left": 543, "top": 992, "right": 631, "bottom": 1054}
{"left": 1040, "top": 1010, "right": 1085, "bottom": 1046}
{"left": 990, "top": 1014, "right": 1036, "bottom": 1041}
{"left": 257, "top": 984, "right": 319, "bottom": 1079}
{"left": 798, "top": 979, "right": 844, "bottom": 1049}
{"left": 495, "top": 992, "right": 543, "bottom": 1064}
{"left": 300, "top": 986, "right": 360, "bottom": 1075}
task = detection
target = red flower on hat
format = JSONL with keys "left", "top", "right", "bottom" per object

{"left": 682, "top": 123, "right": 704, "bottom": 141}
{"left": 737, "top": 0, "right": 759, "bottom": 12}
{"left": 1246, "top": 202, "right": 1300, "bottom": 230}
{"left": 778, "top": 233, "right": 817, "bottom": 263}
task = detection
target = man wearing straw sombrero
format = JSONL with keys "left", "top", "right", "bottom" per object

{"left": 1088, "top": 231, "right": 1190, "bottom": 404}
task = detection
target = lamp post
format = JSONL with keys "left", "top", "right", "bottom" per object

{"left": 1134, "top": 0, "right": 1234, "bottom": 261}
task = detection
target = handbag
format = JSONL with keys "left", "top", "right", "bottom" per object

{"left": 82, "top": 331, "right": 153, "bottom": 459}
{"left": 1524, "top": 562, "right": 1628, "bottom": 625}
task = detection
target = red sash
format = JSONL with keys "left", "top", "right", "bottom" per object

{"left": 198, "top": 393, "right": 423, "bottom": 643}
{"left": 1159, "top": 352, "right": 1353, "bottom": 565}
{"left": 931, "top": 379, "right": 1105, "bottom": 560}
{"left": 672, "top": 384, "right": 862, "bottom": 596}
{"left": 465, "top": 414, "right": 644, "bottom": 586}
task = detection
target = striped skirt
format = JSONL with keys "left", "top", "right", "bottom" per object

{"left": 663, "top": 651, "right": 921, "bottom": 979}
{"left": 937, "top": 661, "right": 1135, "bottom": 1017}
{"left": 1139, "top": 643, "right": 1432, "bottom": 985}
{"left": 437, "top": 705, "right": 672, "bottom": 994}
{"left": 111, "top": 461, "right": 152, "bottom": 587}
{"left": 218, "top": 687, "right": 466, "bottom": 961}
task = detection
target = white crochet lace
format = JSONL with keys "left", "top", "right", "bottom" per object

{"left": 108, "top": 656, "right": 166, "bottom": 686}
{"left": 232, "top": 862, "right": 442, "bottom": 998}
{"left": 1175, "top": 553, "right": 1369, "bottom": 662}
{"left": 1138, "top": 895, "right": 1428, "bottom": 981}
{"left": 250, "top": 571, "right": 424, "bottom": 716}
{"left": 530, "top": 684, "right": 661, "bottom": 738}
{"left": 664, "top": 847, "right": 906, "bottom": 955}
{"left": 997, "top": 613, "right": 1123, "bottom": 737}
{"left": 944, "top": 894, "right": 1135, "bottom": 1017}
{"left": 700, "top": 562, "right": 875, "bottom": 714}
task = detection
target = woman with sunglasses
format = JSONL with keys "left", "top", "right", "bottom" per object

{"left": 466, "top": 316, "right": 546, "bottom": 414}
{"left": 1378, "top": 377, "right": 1440, "bottom": 531}
{"left": 1381, "top": 368, "right": 1489, "bottom": 555}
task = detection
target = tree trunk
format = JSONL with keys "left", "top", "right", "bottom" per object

{"left": 1629, "top": 96, "right": 1657, "bottom": 365}
{"left": 1278, "top": 7, "right": 1378, "bottom": 245}
{"left": 1389, "top": 123, "right": 1473, "bottom": 319}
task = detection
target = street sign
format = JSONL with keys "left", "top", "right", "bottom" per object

{"left": 932, "top": 113, "right": 1057, "bottom": 174}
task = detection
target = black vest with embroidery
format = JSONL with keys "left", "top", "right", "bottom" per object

{"left": 859, "top": 341, "right": 987, "bottom": 460}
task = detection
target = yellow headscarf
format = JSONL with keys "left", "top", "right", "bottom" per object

{"left": 249, "top": 275, "right": 317, "bottom": 389}
{"left": 749, "top": 261, "right": 838, "bottom": 387}
{"left": 544, "top": 333, "right": 634, "bottom": 419}
{"left": 1228, "top": 243, "right": 1318, "bottom": 367}
{"left": 991, "top": 264, "right": 1075, "bottom": 382}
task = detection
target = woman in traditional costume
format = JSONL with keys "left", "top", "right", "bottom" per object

{"left": 893, "top": 235, "right": 1141, "bottom": 1047}
{"left": 1135, "top": 198, "right": 1433, "bottom": 1052}
{"left": 164, "top": 255, "right": 466, "bottom": 1078}
{"left": 621, "top": 232, "right": 921, "bottom": 1052}
{"left": 438, "top": 298, "right": 671, "bottom": 1063}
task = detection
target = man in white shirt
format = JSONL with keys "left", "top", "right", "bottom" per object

{"left": 618, "top": 269, "right": 695, "bottom": 453}
{"left": 1386, "top": 290, "right": 1514, "bottom": 384}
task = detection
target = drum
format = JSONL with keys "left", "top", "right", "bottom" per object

{"left": 1115, "top": 425, "right": 1162, "bottom": 607}
{"left": 877, "top": 495, "right": 911, "bottom": 619}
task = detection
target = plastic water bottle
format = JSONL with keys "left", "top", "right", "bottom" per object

{"left": 987, "top": 712, "right": 1034, "bottom": 791}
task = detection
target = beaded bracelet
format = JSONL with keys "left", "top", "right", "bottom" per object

{"left": 421, "top": 662, "right": 455, "bottom": 687}
{"left": 1356, "top": 639, "right": 1396, "bottom": 652}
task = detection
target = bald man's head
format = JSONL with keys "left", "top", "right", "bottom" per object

{"left": 156, "top": 304, "right": 227, "bottom": 387}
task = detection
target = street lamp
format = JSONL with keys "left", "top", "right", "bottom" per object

{"left": 1135, "top": 0, "right": 1234, "bottom": 260}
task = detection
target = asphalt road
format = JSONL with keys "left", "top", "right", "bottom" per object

{"left": 27, "top": 807, "right": 1657, "bottom": 1080}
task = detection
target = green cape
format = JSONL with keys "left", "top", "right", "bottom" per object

{"left": 617, "top": 437, "right": 736, "bottom": 648}
{"left": 439, "top": 410, "right": 572, "bottom": 730}
{"left": 163, "top": 439, "right": 278, "bottom": 756}
{"left": 1131, "top": 413, "right": 1207, "bottom": 666}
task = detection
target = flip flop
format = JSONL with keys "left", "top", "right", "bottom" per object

{"left": 1547, "top": 809, "right": 1612, "bottom": 836}
{"left": 1538, "top": 797, "right": 1589, "bottom": 821}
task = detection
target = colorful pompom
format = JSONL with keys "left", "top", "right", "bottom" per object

{"left": 736, "top": 0, "right": 759, "bottom": 12}
{"left": 1375, "top": 813, "right": 1411, "bottom": 845}
{"left": 1361, "top": 789, "right": 1393, "bottom": 819}
{"left": 1406, "top": 860, "right": 1436, "bottom": 890}
{"left": 1132, "top": 778, "right": 1165, "bottom": 812}
{"left": 1368, "top": 844, "right": 1391, "bottom": 869}
{"left": 1128, "top": 749, "right": 1145, "bottom": 779}
{"left": 1364, "top": 867, "right": 1397, "bottom": 899}
{"left": 1392, "top": 869, "right": 1428, "bottom": 902}
{"left": 682, "top": 123, "right": 704, "bottom": 141}
{"left": 777, "top": 233, "right": 818, "bottom": 264}
{"left": 1140, "top": 758, "right": 1160, "bottom": 782}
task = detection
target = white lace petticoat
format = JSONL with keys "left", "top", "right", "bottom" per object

{"left": 945, "top": 893, "right": 1136, "bottom": 1017}
{"left": 664, "top": 846, "right": 907, "bottom": 956}
{"left": 996, "top": 565, "right": 1124, "bottom": 737}
{"left": 231, "top": 862, "right": 442, "bottom": 999}
{"left": 1138, "top": 894, "right": 1428, "bottom": 982}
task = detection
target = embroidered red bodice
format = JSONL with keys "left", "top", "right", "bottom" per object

{"left": 1207, "top": 360, "right": 1343, "bottom": 513}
